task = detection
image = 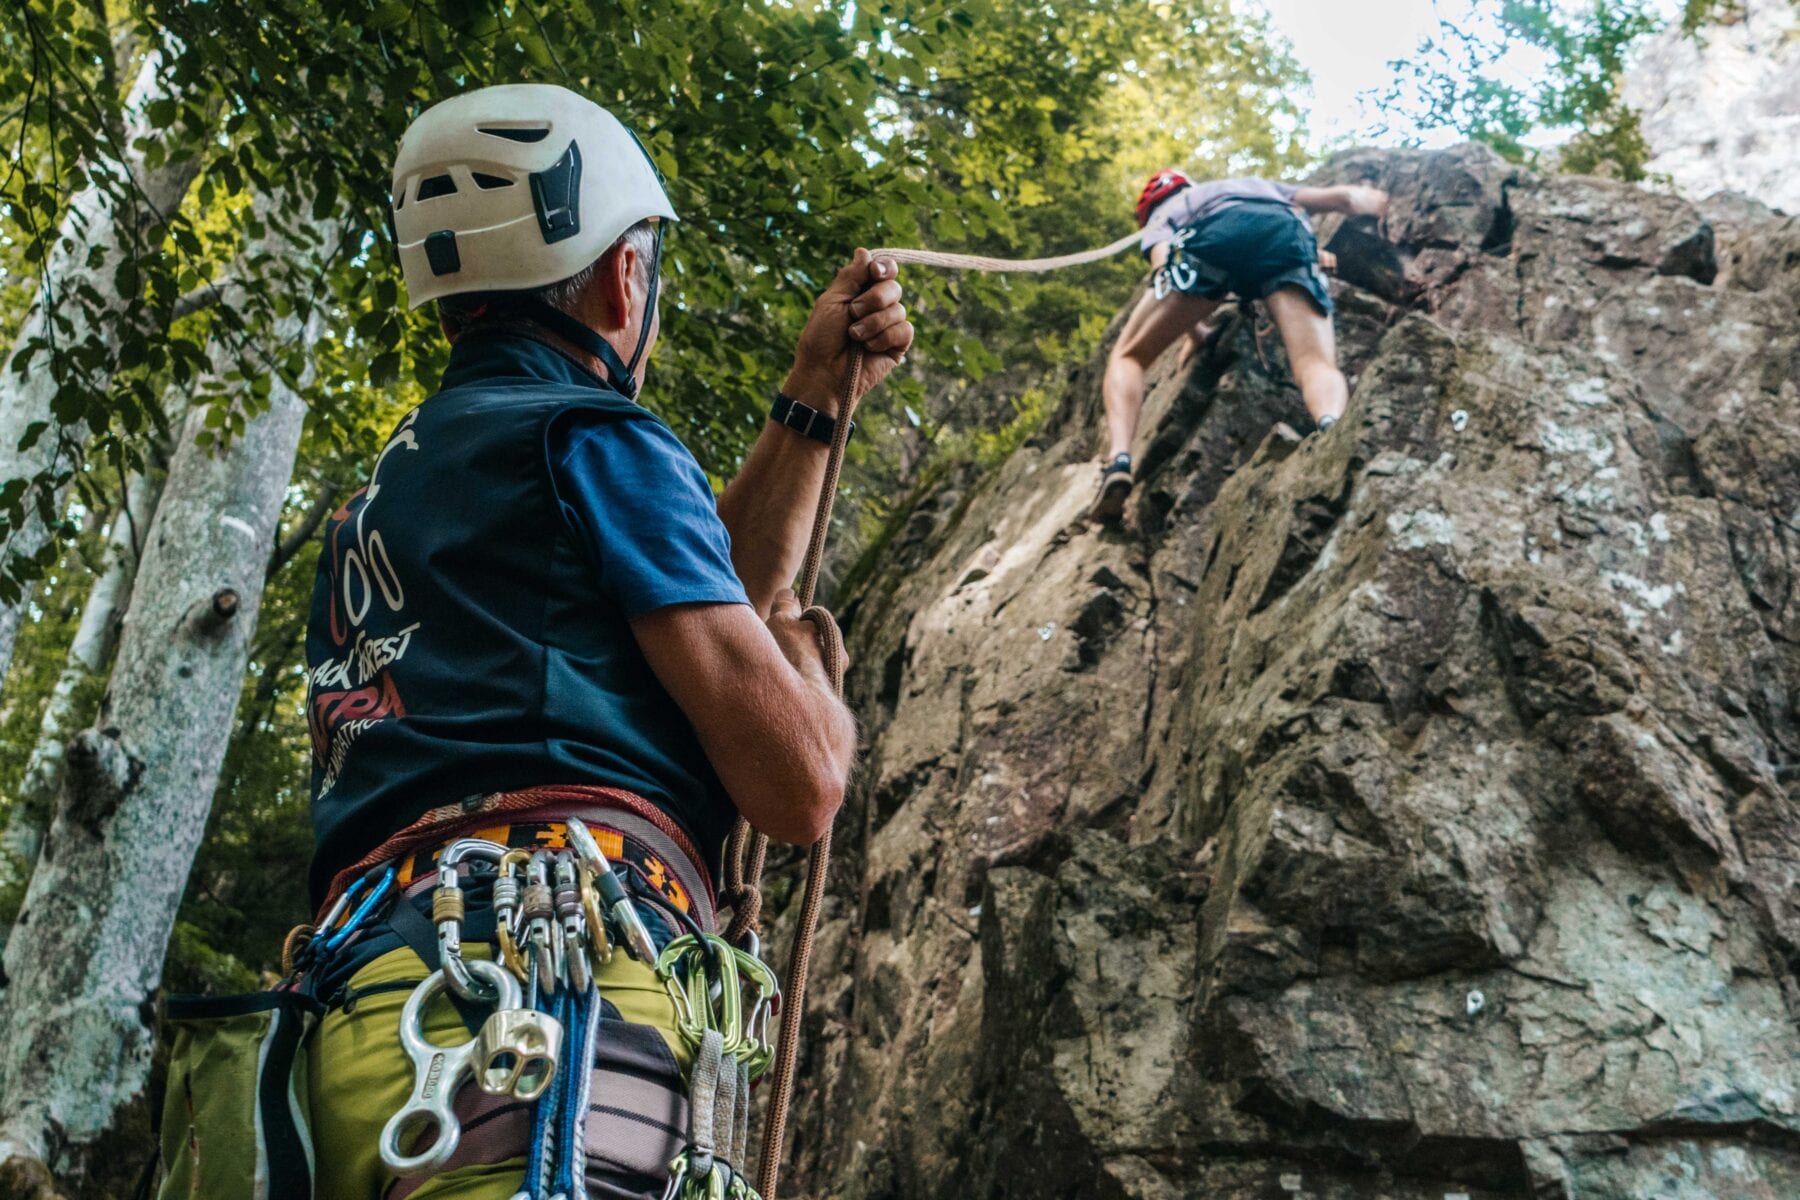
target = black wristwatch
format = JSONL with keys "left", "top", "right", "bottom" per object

{"left": 771, "top": 392, "right": 854, "bottom": 445}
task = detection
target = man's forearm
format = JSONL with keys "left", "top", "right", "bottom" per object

{"left": 719, "top": 251, "right": 910, "bottom": 613}
{"left": 717, "top": 378, "right": 840, "bottom": 615}
{"left": 1294, "top": 185, "right": 1385, "bottom": 218}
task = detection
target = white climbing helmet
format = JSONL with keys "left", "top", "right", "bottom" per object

{"left": 391, "top": 83, "right": 677, "bottom": 309}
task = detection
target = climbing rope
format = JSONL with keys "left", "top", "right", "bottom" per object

{"left": 724, "top": 227, "right": 1148, "bottom": 1200}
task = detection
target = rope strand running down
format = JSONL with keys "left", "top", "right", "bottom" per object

{"left": 725, "top": 226, "right": 1146, "bottom": 1200}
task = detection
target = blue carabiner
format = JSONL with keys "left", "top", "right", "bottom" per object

{"left": 322, "top": 865, "right": 397, "bottom": 954}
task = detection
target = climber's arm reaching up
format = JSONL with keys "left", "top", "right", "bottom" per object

{"left": 1293, "top": 185, "right": 1388, "bottom": 219}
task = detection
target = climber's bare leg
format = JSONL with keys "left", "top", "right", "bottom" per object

{"left": 1175, "top": 317, "right": 1217, "bottom": 370}
{"left": 1264, "top": 285, "right": 1346, "bottom": 425}
{"left": 1103, "top": 290, "right": 1220, "bottom": 458}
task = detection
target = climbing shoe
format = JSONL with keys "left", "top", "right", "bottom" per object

{"left": 1089, "top": 454, "right": 1133, "bottom": 524}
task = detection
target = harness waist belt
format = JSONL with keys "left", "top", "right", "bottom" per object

{"left": 319, "top": 785, "right": 716, "bottom": 928}
{"left": 395, "top": 815, "right": 712, "bottom": 930}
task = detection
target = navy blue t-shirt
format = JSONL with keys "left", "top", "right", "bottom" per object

{"left": 550, "top": 417, "right": 749, "bottom": 619}
{"left": 304, "top": 333, "right": 748, "bottom": 906}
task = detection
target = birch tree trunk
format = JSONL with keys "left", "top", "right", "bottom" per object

{"left": 0, "top": 467, "right": 165, "bottom": 881}
{"left": 0, "top": 205, "right": 337, "bottom": 1185}
{"left": 0, "top": 51, "right": 202, "bottom": 686}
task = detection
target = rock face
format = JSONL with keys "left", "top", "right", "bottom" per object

{"left": 1624, "top": 0, "right": 1800, "bottom": 213}
{"left": 774, "top": 145, "right": 1800, "bottom": 1199}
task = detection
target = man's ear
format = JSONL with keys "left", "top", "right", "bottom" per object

{"left": 595, "top": 240, "right": 638, "bottom": 333}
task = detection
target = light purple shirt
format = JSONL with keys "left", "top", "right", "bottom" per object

{"left": 1140, "top": 177, "right": 1301, "bottom": 252}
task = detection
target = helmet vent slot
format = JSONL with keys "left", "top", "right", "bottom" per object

{"left": 472, "top": 172, "right": 514, "bottom": 190}
{"left": 417, "top": 174, "right": 459, "bottom": 201}
{"left": 529, "top": 140, "right": 583, "bottom": 244}
{"left": 478, "top": 125, "right": 550, "bottom": 143}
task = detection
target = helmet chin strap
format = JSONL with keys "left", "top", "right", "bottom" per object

{"left": 625, "top": 220, "right": 664, "bottom": 380}
{"left": 515, "top": 223, "right": 664, "bottom": 399}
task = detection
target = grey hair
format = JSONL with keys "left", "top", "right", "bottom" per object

{"left": 439, "top": 219, "right": 659, "bottom": 338}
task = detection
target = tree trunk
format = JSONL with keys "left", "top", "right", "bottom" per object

{"left": 0, "top": 208, "right": 335, "bottom": 1184}
{"left": 0, "top": 467, "right": 164, "bottom": 882}
{"left": 0, "top": 51, "right": 202, "bottom": 686}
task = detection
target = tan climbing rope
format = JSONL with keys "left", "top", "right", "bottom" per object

{"left": 726, "top": 227, "right": 1147, "bottom": 1200}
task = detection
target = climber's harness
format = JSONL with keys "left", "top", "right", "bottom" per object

{"left": 1150, "top": 196, "right": 1312, "bottom": 301}
{"left": 1152, "top": 223, "right": 1220, "bottom": 299}
{"left": 290, "top": 815, "right": 778, "bottom": 1200}
{"left": 346, "top": 818, "right": 779, "bottom": 1200}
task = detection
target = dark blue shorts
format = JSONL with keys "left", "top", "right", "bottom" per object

{"left": 1152, "top": 200, "right": 1333, "bottom": 314}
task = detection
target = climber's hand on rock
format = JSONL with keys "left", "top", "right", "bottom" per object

{"left": 786, "top": 248, "right": 914, "bottom": 415}
{"left": 1318, "top": 248, "right": 1338, "bottom": 272}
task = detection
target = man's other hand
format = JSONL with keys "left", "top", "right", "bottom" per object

{"left": 633, "top": 600, "right": 856, "bottom": 846}
{"left": 766, "top": 587, "right": 845, "bottom": 682}
{"left": 1295, "top": 184, "right": 1390, "bottom": 222}
{"left": 1317, "top": 248, "right": 1338, "bottom": 272}
{"left": 784, "top": 248, "right": 915, "bottom": 413}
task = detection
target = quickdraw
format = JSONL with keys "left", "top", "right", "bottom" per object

{"left": 655, "top": 933, "right": 782, "bottom": 1200}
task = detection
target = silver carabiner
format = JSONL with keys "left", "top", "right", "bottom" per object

{"left": 525, "top": 850, "right": 559, "bottom": 998}
{"left": 566, "top": 818, "right": 659, "bottom": 964}
{"left": 379, "top": 958, "right": 522, "bottom": 1177}
{"left": 554, "top": 853, "right": 592, "bottom": 994}
{"left": 436, "top": 838, "right": 507, "bottom": 1003}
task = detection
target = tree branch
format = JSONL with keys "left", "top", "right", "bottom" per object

{"left": 267, "top": 485, "right": 337, "bottom": 579}
{"left": 172, "top": 277, "right": 239, "bottom": 321}
{"left": 236, "top": 617, "right": 304, "bottom": 744}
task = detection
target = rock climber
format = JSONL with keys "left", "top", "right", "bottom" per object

{"left": 1089, "top": 170, "right": 1388, "bottom": 523}
{"left": 296, "top": 83, "right": 911, "bottom": 1199}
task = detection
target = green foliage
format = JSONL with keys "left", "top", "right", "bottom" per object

{"left": 1373, "top": 0, "right": 1670, "bottom": 180}
{"left": 0, "top": 525, "right": 95, "bottom": 924}
{"left": 0, "top": 0, "right": 1312, "bottom": 983}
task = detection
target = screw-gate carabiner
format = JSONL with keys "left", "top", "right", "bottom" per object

{"left": 494, "top": 848, "right": 533, "bottom": 982}
{"left": 524, "top": 850, "right": 559, "bottom": 999}
{"left": 435, "top": 838, "right": 507, "bottom": 1003}
{"left": 553, "top": 854, "right": 592, "bottom": 994}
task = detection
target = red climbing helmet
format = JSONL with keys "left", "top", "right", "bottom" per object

{"left": 1135, "top": 168, "right": 1192, "bottom": 227}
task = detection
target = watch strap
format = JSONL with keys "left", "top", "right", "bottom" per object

{"left": 771, "top": 393, "right": 853, "bottom": 445}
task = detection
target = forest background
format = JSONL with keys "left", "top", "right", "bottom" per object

{"left": 0, "top": 0, "right": 1722, "bottom": 1038}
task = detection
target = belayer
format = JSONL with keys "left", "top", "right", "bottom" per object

{"left": 157, "top": 83, "right": 911, "bottom": 1200}
{"left": 1089, "top": 169, "right": 1389, "bottom": 523}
